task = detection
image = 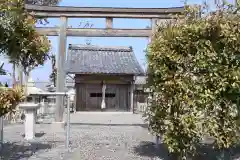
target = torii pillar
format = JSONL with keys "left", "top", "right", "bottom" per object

{"left": 55, "top": 16, "right": 67, "bottom": 122}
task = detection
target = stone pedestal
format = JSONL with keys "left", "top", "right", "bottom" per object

{"left": 19, "top": 103, "right": 40, "bottom": 140}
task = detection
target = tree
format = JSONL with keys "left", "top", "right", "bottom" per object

{"left": 0, "top": 0, "right": 61, "bottom": 82}
{"left": 146, "top": 2, "right": 240, "bottom": 159}
{"left": 0, "top": 0, "right": 59, "bottom": 116}
{"left": 0, "top": 63, "right": 9, "bottom": 87}
{"left": 49, "top": 54, "right": 57, "bottom": 86}
{"left": 0, "top": 0, "right": 51, "bottom": 75}
{"left": 0, "top": 62, "right": 5, "bottom": 87}
{"left": 0, "top": 63, "right": 6, "bottom": 75}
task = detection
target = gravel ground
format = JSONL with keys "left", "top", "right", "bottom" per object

{"left": 2, "top": 113, "right": 240, "bottom": 160}
{"left": 1, "top": 113, "right": 163, "bottom": 160}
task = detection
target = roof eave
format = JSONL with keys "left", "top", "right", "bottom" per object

{"left": 67, "top": 72, "right": 144, "bottom": 76}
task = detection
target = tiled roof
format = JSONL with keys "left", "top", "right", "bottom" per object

{"left": 66, "top": 44, "right": 145, "bottom": 75}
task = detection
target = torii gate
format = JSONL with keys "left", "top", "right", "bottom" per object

{"left": 25, "top": 4, "right": 184, "bottom": 122}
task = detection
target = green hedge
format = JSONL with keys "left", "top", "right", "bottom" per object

{"left": 146, "top": 4, "right": 240, "bottom": 159}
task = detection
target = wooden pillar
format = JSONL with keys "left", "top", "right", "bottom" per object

{"left": 130, "top": 80, "right": 134, "bottom": 112}
{"left": 106, "top": 17, "right": 113, "bottom": 29}
{"left": 75, "top": 83, "right": 79, "bottom": 111}
{"left": 56, "top": 16, "right": 67, "bottom": 122}
{"left": 101, "top": 81, "right": 106, "bottom": 110}
{"left": 150, "top": 18, "right": 157, "bottom": 42}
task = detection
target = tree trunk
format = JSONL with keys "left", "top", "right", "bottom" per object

{"left": 12, "top": 63, "right": 16, "bottom": 87}
{"left": 17, "top": 66, "right": 23, "bottom": 86}
{"left": 54, "top": 71, "right": 56, "bottom": 87}
{"left": 24, "top": 71, "right": 29, "bottom": 97}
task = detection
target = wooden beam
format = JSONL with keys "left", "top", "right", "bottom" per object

{"left": 36, "top": 27, "right": 152, "bottom": 37}
{"left": 25, "top": 4, "right": 184, "bottom": 18}
{"left": 106, "top": 18, "right": 113, "bottom": 29}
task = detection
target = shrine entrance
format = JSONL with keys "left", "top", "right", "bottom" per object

{"left": 25, "top": 4, "right": 184, "bottom": 122}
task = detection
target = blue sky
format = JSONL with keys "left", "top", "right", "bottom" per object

{"left": 0, "top": 0, "right": 235, "bottom": 84}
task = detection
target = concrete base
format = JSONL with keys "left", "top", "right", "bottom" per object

{"left": 24, "top": 109, "right": 36, "bottom": 140}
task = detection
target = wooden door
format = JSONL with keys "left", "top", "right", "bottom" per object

{"left": 118, "top": 84, "right": 129, "bottom": 111}
{"left": 105, "top": 84, "right": 117, "bottom": 111}
{"left": 86, "top": 84, "right": 102, "bottom": 111}
{"left": 76, "top": 84, "right": 87, "bottom": 111}
{"left": 106, "top": 84, "right": 129, "bottom": 111}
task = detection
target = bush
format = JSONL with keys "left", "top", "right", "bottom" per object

{"left": 146, "top": 3, "right": 240, "bottom": 159}
{"left": 0, "top": 86, "right": 25, "bottom": 117}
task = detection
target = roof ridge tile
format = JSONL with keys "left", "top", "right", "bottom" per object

{"left": 69, "top": 44, "right": 132, "bottom": 52}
